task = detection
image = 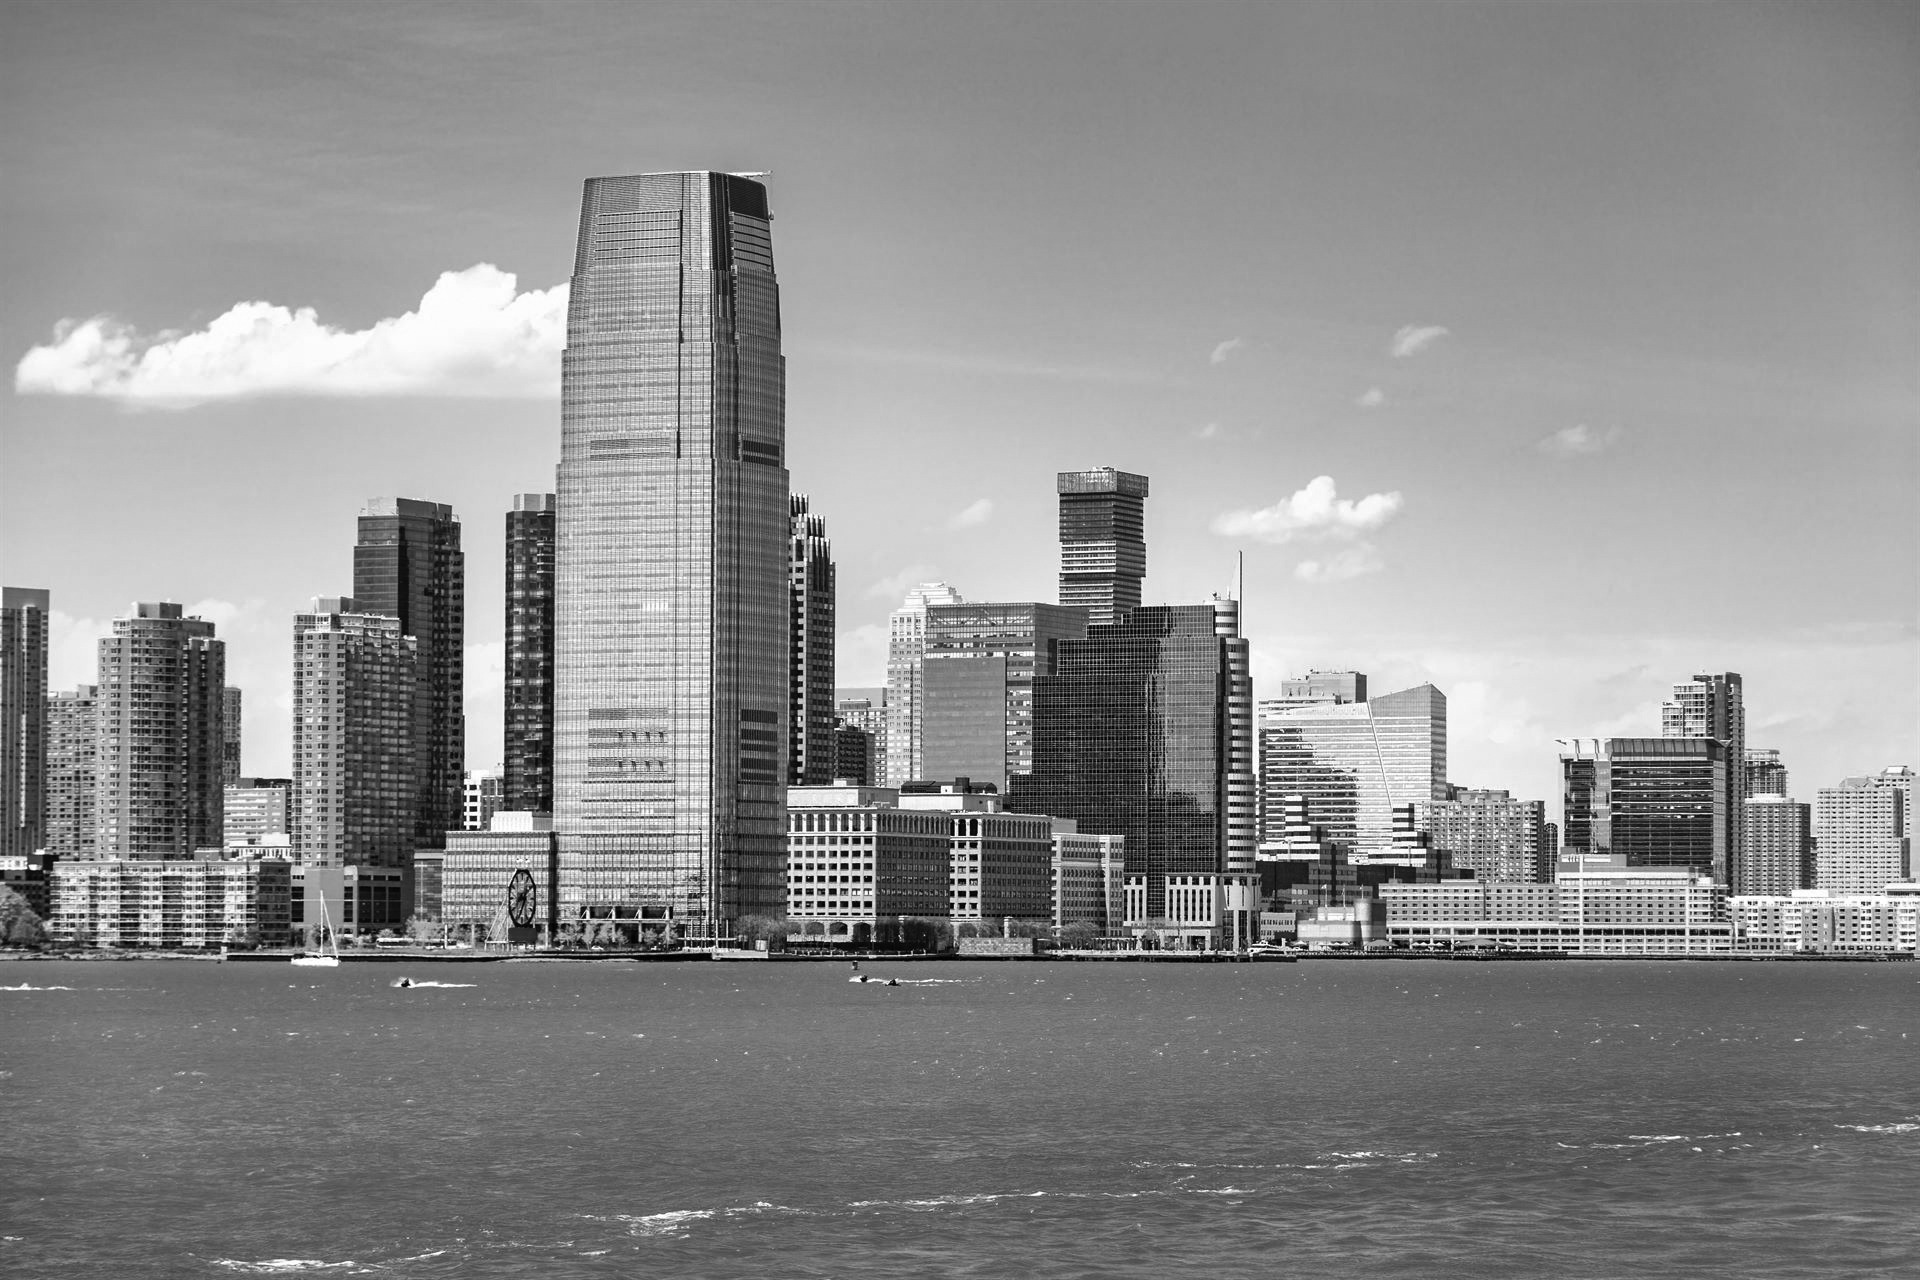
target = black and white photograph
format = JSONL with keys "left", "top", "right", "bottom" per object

{"left": 1, "top": 1, "right": 1915, "bottom": 1275}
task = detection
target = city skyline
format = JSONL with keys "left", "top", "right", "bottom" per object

{"left": 1, "top": 2, "right": 1914, "bottom": 817}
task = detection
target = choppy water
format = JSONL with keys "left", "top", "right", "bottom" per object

{"left": 4, "top": 958, "right": 1917, "bottom": 1278}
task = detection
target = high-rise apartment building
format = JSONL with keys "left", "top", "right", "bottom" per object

{"left": 1663, "top": 673, "right": 1744, "bottom": 881}
{"left": 1745, "top": 748, "right": 1787, "bottom": 800}
{"left": 1056, "top": 467, "right": 1148, "bottom": 627}
{"left": 1258, "top": 683, "right": 1447, "bottom": 850}
{"left": 2, "top": 587, "right": 50, "bottom": 859}
{"left": 291, "top": 598, "right": 417, "bottom": 867}
{"left": 221, "top": 686, "right": 243, "bottom": 786}
{"left": 353, "top": 497, "right": 464, "bottom": 847}
{"left": 1012, "top": 599, "right": 1255, "bottom": 938}
{"left": 789, "top": 494, "right": 836, "bottom": 786}
{"left": 1559, "top": 737, "right": 1729, "bottom": 878}
{"left": 884, "top": 582, "right": 964, "bottom": 786}
{"left": 44, "top": 685, "right": 97, "bottom": 859}
{"left": 462, "top": 769, "right": 505, "bottom": 832}
{"left": 1741, "top": 793, "right": 1811, "bottom": 896}
{"left": 1813, "top": 772, "right": 1909, "bottom": 893}
{"left": 834, "top": 688, "right": 886, "bottom": 786}
{"left": 225, "top": 777, "right": 292, "bottom": 844}
{"left": 505, "top": 493, "right": 556, "bottom": 813}
{"left": 921, "top": 601, "right": 1087, "bottom": 794}
{"left": 96, "top": 603, "right": 226, "bottom": 857}
{"left": 554, "top": 171, "right": 789, "bottom": 930}
{"left": 1425, "top": 788, "right": 1550, "bottom": 883}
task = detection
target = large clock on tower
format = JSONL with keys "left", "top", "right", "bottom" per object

{"left": 506, "top": 868, "right": 538, "bottom": 943}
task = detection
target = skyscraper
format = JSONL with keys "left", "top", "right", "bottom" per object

{"left": 1813, "top": 771, "right": 1910, "bottom": 893}
{"left": 291, "top": 598, "right": 417, "bottom": 867}
{"left": 505, "top": 492, "right": 556, "bottom": 813}
{"left": 354, "top": 497, "right": 464, "bottom": 846}
{"left": 1663, "top": 672, "right": 1744, "bottom": 882}
{"left": 1258, "top": 683, "right": 1448, "bottom": 850}
{"left": 884, "top": 582, "right": 964, "bottom": 786}
{"left": 1744, "top": 747, "right": 1787, "bottom": 799}
{"left": 2, "top": 587, "right": 50, "bottom": 859}
{"left": 554, "top": 171, "right": 788, "bottom": 931}
{"left": 834, "top": 688, "right": 887, "bottom": 786}
{"left": 1558, "top": 737, "right": 1728, "bottom": 878}
{"left": 789, "top": 494, "right": 836, "bottom": 786}
{"left": 1012, "top": 598, "right": 1255, "bottom": 939}
{"left": 221, "top": 686, "right": 243, "bottom": 786}
{"left": 1056, "top": 467, "right": 1148, "bottom": 627}
{"left": 921, "top": 601, "right": 1087, "bottom": 794}
{"left": 44, "top": 685, "right": 96, "bottom": 859}
{"left": 96, "top": 603, "right": 225, "bottom": 857}
{"left": 1425, "top": 789, "right": 1550, "bottom": 883}
{"left": 1741, "top": 793, "right": 1811, "bottom": 895}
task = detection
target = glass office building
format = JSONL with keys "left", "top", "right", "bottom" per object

{"left": 1057, "top": 468, "right": 1148, "bottom": 627}
{"left": 1011, "top": 601, "right": 1253, "bottom": 922}
{"left": 921, "top": 601, "right": 1087, "bottom": 794}
{"left": 1258, "top": 683, "right": 1447, "bottom": 850}
{"left": 1559, "top": 737, "right": 1729, "bottom": 879}
{"left": 554, "top": 171, "right": 788, "bottom": 930}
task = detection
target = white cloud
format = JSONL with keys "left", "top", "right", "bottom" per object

{"left": 1211, "top": 475, "right": 1404, "bottom": 545}
{"left": 1209, "top": 337, "right": 1245, "bottom": 365}
{"left": 1196, "top": 422, "right": 1223, "bottom": 440}
{"left": 1390, "top": 325, "right": 1449, "bottom": 358}
{"left": 1294, "top": 545, "right": 1385, "bottom": 583}
{"left": 836, "top": 623, "right": 891, "bottom": 687}
{"left": 14, "top": 264, "right": 566, "bottom": 408}
{"left": 947, "top": 498, "right": 994, "bottom": 530}
{"left": 48, "top": 611, "right": 109, "bottom": 690}
{"left": 1355, "top": 387, "right": 1387, "bottom": 409}
{"left": 1538, "top": 424, "right": 1624, "bottom": 457}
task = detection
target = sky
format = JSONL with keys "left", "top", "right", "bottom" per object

{"left": 2, "top": 0, "right": 1914, "bottom": 818}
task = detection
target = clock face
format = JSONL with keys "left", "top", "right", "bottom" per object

{"left": 507, "top": 869, "right": 537, "bottom": 928}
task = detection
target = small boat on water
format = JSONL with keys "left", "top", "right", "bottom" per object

{"left": 292, "top": 892, "right": 341, "bottom": 967}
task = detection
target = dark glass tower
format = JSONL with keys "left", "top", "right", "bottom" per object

{"left": 353, "top": 498, "right": 465, "bottom": 848}
{"left": 555, "top": 171, "right": 788, "bottom": 931}
{"left": 1057, "top": 468, "right": 1148, "bottom": 627}
{"left": 789, "top": 494, "right": 835, "bottom": 786}
{"left": 1, "top": 587, "right": 50, "bottom": 859}
{"left": 505, "top": 493, "right": 556, "bottom": 812}
{"left": 1011, "top": 601, "right": 1253, "bottom": 921}
{"left": 921, "top": 601, "right": 1087, "bottom": 794}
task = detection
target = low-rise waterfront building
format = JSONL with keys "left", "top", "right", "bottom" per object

{"left": 901, "top": 780, "right": 1054, "bottom": 926}
{"left": 1730, "top": 885, "right": 1919, "bottom": 953}
{"left": 1052, "top": 824, "right": 1124, "bottom": 933}
{"left": 1377, "top": 856, "right": 1733, "bottom": 953}
{"left": 49, "top": 856, "right": 292, "bottom": 948}
{"left": 442, "top": 812, "right": 557, "bottom": 936}
{"left": 786, "top": 783, "right": 950, "bottom": 947}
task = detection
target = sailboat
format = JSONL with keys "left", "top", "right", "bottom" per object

{"left": 292, "top": 888, "right": 342, "bottom": 967}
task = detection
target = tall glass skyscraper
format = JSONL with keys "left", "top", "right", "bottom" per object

{"left": 505, "top": 493, "right": 556, "bottom": 813}
{"left": 1057, "top": 468, "right": 1148, "bottom": 627}
{"left": 354, "top": 497, "right": 465, "bottom": 848}
{"left": 554, "top": 171, "right": 788, "bottom": 931}
{"left": 1011, "top": 600, "right": 1253, "bottom": 925}
{"left": 1662, "top": 672, "right": 1743, "bottom": 883}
